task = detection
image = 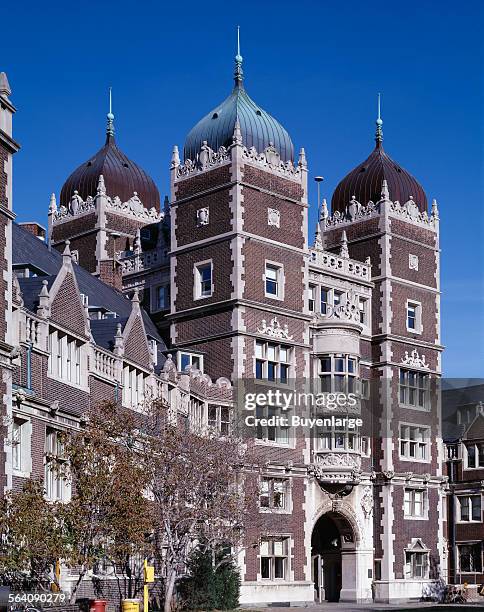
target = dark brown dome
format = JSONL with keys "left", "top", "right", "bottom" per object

{"left": 60, "top": 119, "right": 160, "bottom": 210}
{"left": 331, "top": 139, "right": 427, "bottom": 215}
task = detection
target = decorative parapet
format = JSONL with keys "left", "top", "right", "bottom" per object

{"left": 120, "top": 249, "right": 167, "bottom": 275}
{"left": 174, "top": 141, "right": 231, "bottom": 179}
{"left": 308, "top": 249, "right": 371, "bottom": 281}
{"left": 323, "top": 185, "right": 439, "bottom": 231}
{"left": 314, "top": 290, "right": 363, "bottom": 326}
{"left": 52, "top": 188, "right": 162, "bottom": 224}
{"left": 241, "top": 143, "right": 303, "bottom": 182}
{"left": 173, "top": 140, "right": 305, "bottom": 183}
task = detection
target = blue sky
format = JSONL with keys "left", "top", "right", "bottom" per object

{"left": 2, "top": 0, "right": 483, "bottom": 377}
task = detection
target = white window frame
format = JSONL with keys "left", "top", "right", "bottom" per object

{"left": 193, "top": 259, "right": 213, "bottom": 300}
{"left": 48, "top": 328, "right": 84, "bottom": 388}
{"left": 122, "top": 364, "right": 146, "bottom": 409}
{"left": 404, "top": 549, "right": 429, "bottom": 579}
{"left": 177, "top": 352, "right": 203, "bottom": 373}
{"left": 463, "top": 442, "right": 484, "bottom": 469}
{"left": 259, "top": 537, "right": 290, "bottom": 581}
{"left": 318, "top": 353, "right": 358, "bottom": 394}
{"left": 264, "top": 261, "right": 284, "bottom": 300}
{"left": 404, "top": 488, "right": 428, "bottom": 519}
{"left": 457, "top": 494, "right": 482, "bottom": 523}
{"left": 399, "top": 423, "right": 431, "bottom": 463}
{"left": 208, "top": 404, "right": 231, "bottom": 436}
{"left": 399, "top": 369, "right": 430, "bottom": 411}
{"left": 12, "top": 417, "right": 32, "bottom": 476}
{"left": 259, "top": 477, "right": 291, "bottom": 513}
{"left": 308, "top": 284, "right": 316, "bottom": 312}
{"left": 406, "top": 299, "right": 422, "bottom": 334}
{"left": 358, "top": 297, "right": 368, "bottom": 326}
{"left": 44, "top": 428, "right": 71, "bottom": 502}
{"left": 255, "top": 340, "right": 291, "bottom": 384}
{"left": 255, "top": 405, "right": 291, "bottom": 447}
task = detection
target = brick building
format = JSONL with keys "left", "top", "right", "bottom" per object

{"left": 0, "top": 48, "right": 459, "bottom": 606}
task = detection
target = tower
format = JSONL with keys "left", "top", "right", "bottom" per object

{"left": 48, "top": 94, "right": 162, "bottom": 289}
{"left": 322, "top": 102, "right": 443, "bottom": 601}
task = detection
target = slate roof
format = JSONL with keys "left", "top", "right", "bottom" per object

{"left": 442, "top": 382, "right": 484, "bottom": 442}
{"left": 12, "top": 223, "right": 165, "bottom": 358}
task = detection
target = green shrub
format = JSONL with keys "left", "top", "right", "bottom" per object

{"left": 179, "top": 548, "right": 240, "bottom": 610}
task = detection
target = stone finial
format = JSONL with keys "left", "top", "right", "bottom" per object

{"left": 97, "top": 174, "right": 106, "bottom": 195}
{"left": 314, "top": 223, "right": 323, "bottom": 250}
{"left": 163, "top": 353, "right": 176, "bottom": 373}
{"left": 431, "top": 198, "right": 439, "bottom": 220}
{"left": 131, "top": 288, "right": 141, "bottom": 310}
{"left": 298, "top": 148, "right": 307, "bottom": 168}
{"left": 232, "top": 119, "right": 242, "bottom": 145}
{"left": 37, "top": 279, "right": 50, "bottom": 318}
{"left": 365, "top": 256, "right": 371, "bottom": 265}
{"left": 62, "top": 240, "right": 72, "bottom": 265}
{"left": 381, "top": 179, "right": 390, "bottom": 202}
{"left": 320, "top": 198, "right": 329, "bottom": 222}
{"left": 171, "top": 146, "right": 180, "bottom": 168}
{"left": 339, "top": 230, "right": 349, "bottom": 259}
{"left": 113, "top": 322, "right": 124, "bottom": 356}
{"left": 49, "top": 193, "right": 57, "bottom": 213}
{"left": 0, "top": 72, "right": 12, "bottom": 98}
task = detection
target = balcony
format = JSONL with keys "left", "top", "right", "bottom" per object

{"left": 308, "top": 249, "right": 371, "bottom": 282}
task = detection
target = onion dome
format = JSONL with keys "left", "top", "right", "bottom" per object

{"left": 60, "top": 91, "right": 160, "bottom": 210}
{"left": 331, "top": 97, "right": 427, "bottom": 214}
{"left": 183, "top": 31, "right": 294, "bottom": 162}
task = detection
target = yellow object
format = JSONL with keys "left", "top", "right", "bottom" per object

{"left": 121, "top": 599, "right": 140, "bottom": 612}
{"left": 143, "top": 559, "right": 155, "bottom": 612}
{"left": 144, "top": 564, "right": 155, "bottom": 583}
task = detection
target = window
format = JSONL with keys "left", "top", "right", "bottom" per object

{"left": 464, "top": 442, "right": 484, "bottom": 469}
{"left": 155, "top": 285, "right": 169, "bottom": 311}
{"left": 178, "top": 352, "right": 203, "bottom": 373}
{"left": 316, "top": 426, "right": 364, "bottom": 452}
{"left": 318, "top": 354, "right": 358, "bottom": 393}
{"left": 361, "top": 436, "right": 371, "bottom": 457}
{"left": 264, "top": 263, "right": 283, "bottom": 299}
{"left": 405, "top": 550, "right": 429, "bottom": 579}
{"left": 358, "top": 298, "right": 368, "bottom": 325}
{"left": 260, "top": 538, "right": 289, "bottom": 580}
{"left": 260, "top": 478, "right": 289, "bottom": 511}
{"left": 399, "top": 425, "right": 430, "bottom": 461}
{"left": 308, "top": 285, "right": 316, "bottom": 312}
{"left": 122, "top": 365, "right": 146, "bottom": 408}
{"left": 45, "top": 428, "right": 70, "bottom": 502}
{"left": 458, "top": 495, "right": 482, "bottom": 522}
{"left": 320, "top": 287, "right": 330, "bottom": 314}
{"left": 194, "top": 262, "right": 212, "bottom": 299}
{"left": 256, "top": 406, "right": 290, "bottom": 445}
{"left": 12, "top": 419, "right": 23, "bottom": 471}
{"left": 208, "top": 405, "right": 230, "bottom": 436}
{"left": 406, "top": 301, "right": 422, "bottom": 333}
{"left": 255, "top": 341, "right": 290, "bottom": 383}
{"left": 399, "top": 369, "right": 430, "bottom": 409}
{"left": 404, "top": 489, "right": 426, "bottom": 518}
{"left": 48, "top": 329, "right": 82, "bottom": 385}
{"left": 458, "top": 543, "right": 483, "bottom": 573}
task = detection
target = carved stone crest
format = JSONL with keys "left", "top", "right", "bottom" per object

{"left": 197, "top": 207, "right": 209, "bottom": 226}
{"left": 267, "top": 208, "right": 280, "bottom": 228}
{"left": 257, "top": 317, "right": 293, "bottom": 340}
{"left": 409, "top": 254, "right": 419, "bottom": 271}
{"left": 401, "top": 348, "right": 429, "bottom": 369}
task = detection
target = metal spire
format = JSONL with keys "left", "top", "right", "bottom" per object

{"left": 375, "top": 92, "right": 383, "bottom": 146}
{"left": 106, "top": 86, "right": 115, "bottom": 139}
{"left": 234, "top": 25, "right": 244, "bottom": 88}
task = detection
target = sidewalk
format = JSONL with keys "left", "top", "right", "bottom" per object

{"left": 247, "top": 604, "right": 483, "bottom": 611}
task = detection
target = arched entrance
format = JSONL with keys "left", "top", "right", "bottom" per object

{"left": 311, "top": 512, "right": 356, "bottom": 603}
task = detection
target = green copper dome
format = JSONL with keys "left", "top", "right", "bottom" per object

{"left": 183, "top": 53, "right": 294, "bottom": 163}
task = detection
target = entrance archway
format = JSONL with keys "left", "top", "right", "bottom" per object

{"left": 311, "top": 512, "right": 356, "bottom": 603}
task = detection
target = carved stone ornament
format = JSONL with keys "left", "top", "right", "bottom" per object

{"left": 241, "top": 144, "right": 302, "bottom": 180}
{"left": 361, "top": 486, "right": 373, "bottom": 518}
{"left": 257, "top": 317, "right": 293, "bottom": 341}
{"left": 315, "top": 453, "right": 362, "bottom": 470}
{"left": 401, "top": 348, "right": 429, "bottom": 369}
{"left": 196, "top": 207, "right": 209, "bottom": 226}
{"left": 322, "top": 290, "right": 361, "bottom": 324}
{"left": 176, "top": 142, "right": 230, "bottom": 178}
{"left": 409, "top": 254, "right": 419, "bottom": 271}
{"left": 267, "top": 208, "right": 280, "bottom": 228}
